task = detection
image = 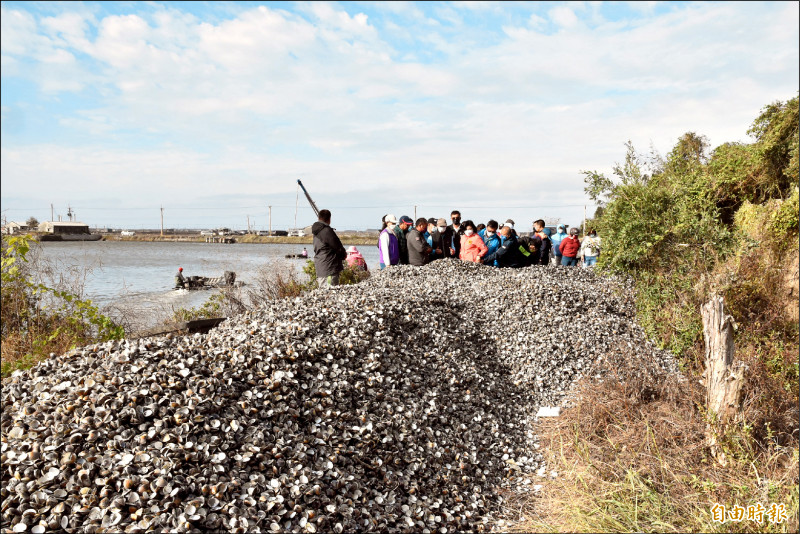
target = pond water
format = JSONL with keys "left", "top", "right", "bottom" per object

{"left": 33, "top": 240, "right": 379, "bottom": 330}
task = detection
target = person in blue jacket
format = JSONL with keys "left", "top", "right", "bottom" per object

{"left": 481, "top": 220, "right": 501, "bottom": 267}
{"left": 551, "top": 224, "right": 567, "bottom": 266}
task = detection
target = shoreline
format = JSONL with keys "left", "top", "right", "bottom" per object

{"left": 29, "top": 233, "right": 379, "bottom": 246}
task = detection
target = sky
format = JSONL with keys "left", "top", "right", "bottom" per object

{"left": 1, "top": 1, "right": 798, "bottom": 232}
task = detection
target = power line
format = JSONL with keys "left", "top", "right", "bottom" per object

{"left": 3, "top": 203, "right": 587, "bottom": 211}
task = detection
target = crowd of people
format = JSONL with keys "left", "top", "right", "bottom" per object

{"left": 375, "top": 210, "right": 601, "bottom": 270}
{"left": 312, "top": 209, "right": 602, "bottom": 288}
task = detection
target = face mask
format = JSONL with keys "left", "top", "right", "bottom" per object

{"left": 387, "top": 223, "right": 396, "bottom": 230}
{"left": 452, "top": 217, "right": 461, "bottom": 225}
{"left": 465, "top": 229, "right": 474, "bottom": 236}
{"left": 486, "top": 231, "right": 495, "bottom": 237}
{"left": 438, "top": 226, "right": 447, "bottom": 233}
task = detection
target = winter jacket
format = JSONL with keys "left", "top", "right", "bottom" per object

{"left": 459, "top": 233, "right": 488, "bottom": 263}
{"left": 580, "top": 235, "right": 601, "bottom": 258}
{"left": 407, "top": 228, "right": 432, "bottom": 266}
{"left": 559, "top": 235, "right": 581, "bottom": 258}
{"left": 481, "top": 231, "right": 501, "bottom": 266}
{"left": 312, "top": 222, "right": 347, "bottom": 277}
{"left": 442, "top": 225, "right": 465, "bottom": 258}
{"left": 551, "top": 230, "right": 567, "bottom": 256}
{"left": 427, "top": 229, "right": 445, "bottom": 260}
{"left": 393, "top": 225, "right": 410, "bottom": 264}
{"left": 530, "top": 231, "right": 552, "bottom": 265}
{"left": 379, "top": 228, "right": 400, "bottom": 266}
{"left": 483, "top": 234, "right": 526, "bottom": 268}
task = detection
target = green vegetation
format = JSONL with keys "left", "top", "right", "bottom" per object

{"left": 1, "top": 235, "right": 125, "bottom": 377}
{"left": 527, "top": 96, "right": 799, "bottom": 532}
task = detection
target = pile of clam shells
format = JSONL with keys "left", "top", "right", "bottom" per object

{"left": 2, "top": 260, "right": 676, "bottom": 533}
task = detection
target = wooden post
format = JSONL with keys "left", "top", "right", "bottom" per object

{"left": 702, "top": 295, "right": 746, "bottom": 466}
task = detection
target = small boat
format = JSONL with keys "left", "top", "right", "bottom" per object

{"left": 285, "top": 254, "right": 309, "bottom": 259}
{"left": 176, "top": 271, "right": 244, "bottom": 290}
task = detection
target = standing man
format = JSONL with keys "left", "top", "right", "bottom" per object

{"left": 481, "top": 220, "right": 501, "bottom": 266}
{"left": 530, "top": 219, "right": 552, "bottom": 266}
{"left": 312, "top": 209, "right": 347, "bottom": 287}
{"left": 429, "top": 218, "right": 447, "bottom": 261}
{"left": 394, "top": 215, "right": 414, "bottom": 265}
{"left": 444, "top": 210, "right": 465, "bottom": 258}
{"left": 408, "top": 218, "right": 433, "bottom": 266}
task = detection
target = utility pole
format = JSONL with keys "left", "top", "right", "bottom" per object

{"left": 268, "top": 206, "right": 272, "bottom": 236}
{"left": 160, "top": 205, "right": 164, "bottom": 236}
{"left": 51, "top": 203, "right": 54, "bottom": 222}
{"left": 247, "top": 215, "right": 250, "bottom": 234}
{"left": 583, "top": 205, "right": 587, "bottom": 235}
{"left": 414, "top": 205, "right": 417, "bottom": 221}
{"left": 294, "top": 185, "right": 299, "bottom": 233}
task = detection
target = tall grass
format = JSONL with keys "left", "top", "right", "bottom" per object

{"left": 513, "top": 349, "right": 799, "bottom": 533}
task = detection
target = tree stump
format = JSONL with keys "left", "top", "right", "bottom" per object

{"left": 702, "top": 295, "right": 746, "bottom": 466}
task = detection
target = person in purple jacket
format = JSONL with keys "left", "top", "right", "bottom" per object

{"left": 378, "top": 214, "right": 400, "bottom": 269}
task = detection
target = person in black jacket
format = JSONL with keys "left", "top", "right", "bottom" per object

{"left": 483, "top": 225, "right": 527, "bottom": 268}
{"left": 312, "top": 210, "right": 347, "bottom": 288}
{"left": 529, "top": 219, "right": 552, "bottom": 265}
{"left": 442, "top": 210, "right": 465, "bottom": 258}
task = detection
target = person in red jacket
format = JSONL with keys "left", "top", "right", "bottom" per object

{"left": 559, "top": 227, "right": 581, "bottom": 266}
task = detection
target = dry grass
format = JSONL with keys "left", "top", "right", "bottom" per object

{"left": 509, "top": 347, "right": 799, "bottom": 533}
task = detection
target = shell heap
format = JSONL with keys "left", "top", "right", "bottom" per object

{"left": 2, "top": 260, "right": 676, "bottom": 533}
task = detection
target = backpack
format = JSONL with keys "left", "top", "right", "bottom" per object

{"left": 584, "top": 236, "right": 600, "bottom": 256}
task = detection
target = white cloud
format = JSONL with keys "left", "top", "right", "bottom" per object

{"left": 1, "top": 2, "right": 797, "bottom": 229}
{"left": 549, "top": 6, "right": 580, "bottom": 29}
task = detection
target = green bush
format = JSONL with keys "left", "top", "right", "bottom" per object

{"left": 2, "top": 235, "right": 124, "bottom": 377}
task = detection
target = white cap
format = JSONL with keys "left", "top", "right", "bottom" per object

{"left": 384, "top": 214, "right": 397, "bottom": 224}
{"left": 347, "top": 246, "right": 358, "bottom": 253}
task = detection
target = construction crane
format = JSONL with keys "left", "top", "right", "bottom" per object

{"left": 297, "top": 180, "right": 320, "bottom": 218}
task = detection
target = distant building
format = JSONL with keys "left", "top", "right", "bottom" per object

{"left": 38, "top": 221, "right": 91, "bottom": 235}
{"left": 2, "top": 221, "right": 30, "bottom": 235}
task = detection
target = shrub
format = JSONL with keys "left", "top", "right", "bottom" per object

{"left": 1, "top": 235, "right": 124, "bottom": 377}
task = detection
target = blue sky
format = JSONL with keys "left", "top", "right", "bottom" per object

{"left": 2, "top": 1, "right": 798, "bottom": 231}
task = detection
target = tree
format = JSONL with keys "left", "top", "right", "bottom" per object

{"left": 26, "top": 217, "right": 39, "bottom": 228}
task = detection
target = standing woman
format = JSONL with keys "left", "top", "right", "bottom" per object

{"left": 378, "top": 214, "right": 400, "bottom": 269}
{"left": 559, "top": 227, "right": 582, "bottom": 266}
{"left": 580, "top": 228, "right": 601, "bottom": 267}
{"left": 459, "top": 220, "right": 488, "bottom": 263}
